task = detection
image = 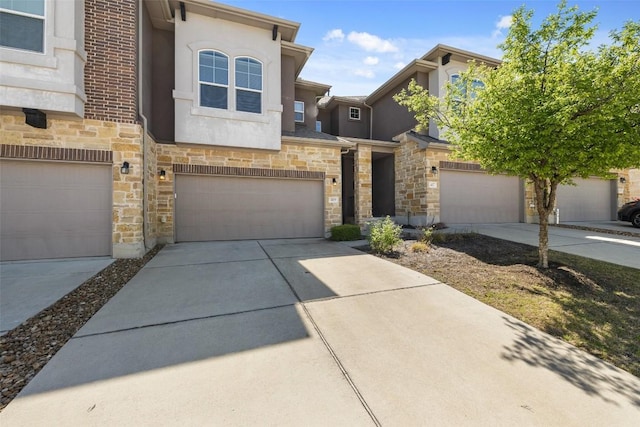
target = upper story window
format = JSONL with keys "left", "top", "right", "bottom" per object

{"left": 349, "top": 107, "right": 361, "bottom": 121}
{"left": 294, "top": 101, "right": 304, "bottom": 123}
{"left": 199, "top": 50, "right": 229, "bottom": 110}
{"left": 0, "top": 0, "right": 45, "bottom": 53}
{"left": 451, "top": 74, "right": 485, "bottom": 99}
{"left": 315, "top": 121, "right": 322, "bottom": 132}
{"left": 235, "top": 57, "right": 262, "bottom": 114}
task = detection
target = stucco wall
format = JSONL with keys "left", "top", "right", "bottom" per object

{"left": 0, "top": 0, "right": 86, "bottom": 116}
{"left": 155, "top": 141, "right": 342, "bottom": 243}
{"left": 173, "top": 13, "right": 282, "bottom": 149}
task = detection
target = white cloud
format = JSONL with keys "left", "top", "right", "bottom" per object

{"left": 354, "top": 69, "right": 375, "bottom": 79}
{"left": 323, "top": 28, "right": 345, "bottom": 42}
{"left": 347, "top": 31, "right": 398, "bottom": 53}
{"left": 492, "top": 15, "right": 513, "bottom": 38}
{"left": 363, "top": 56, "right": 379, "bottom": 66}
{"left": 394, "top": 62, "right": 405, "bottom": 70}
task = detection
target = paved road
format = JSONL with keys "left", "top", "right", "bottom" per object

{"left": 2, "top": 238, "right": 638, "bottom": 425}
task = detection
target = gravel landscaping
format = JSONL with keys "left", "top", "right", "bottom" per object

{"left": 0, "top": 245, "right": 163, "bottom": 411}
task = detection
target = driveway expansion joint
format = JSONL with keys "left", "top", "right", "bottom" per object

{"left": 72, "top": 303, "right": 297, "bottom": 339}
{"left": 145, "top": 257, "right": 269, "bottom": 268}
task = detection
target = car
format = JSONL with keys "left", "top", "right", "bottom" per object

{"left": 617, "top": 199, "right": 640, "bottom": 228}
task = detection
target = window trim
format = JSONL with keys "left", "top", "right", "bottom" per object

{"left": 235, "top": 56, "right": 263, "bottom": 114}
{"left": 349, "top": 106, "right": 361, "bottom": 121}
{"left": 198, "top": 49, "right": 229, "bottom": 110}
{"left": 0, "top": 0, "right": 46, "bottom": 54}
{"left": 294, "top": 101, "right": 304, "bottom": 123}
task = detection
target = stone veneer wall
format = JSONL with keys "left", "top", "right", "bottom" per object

{"left": 354, "top": 145, "right": 372, "bottom": 225}
{"left": 393, "top": 140, "right": 451, "bottom": 225}
{"left": 154, "top": 141, "right": 342, "bottom": 243}
{"left": 0, "top": 113, "right": 145, "bottom": 258}
{"left": 144, "top": 133, "right": 159, "bottom": 248}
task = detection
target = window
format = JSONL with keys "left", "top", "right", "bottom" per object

{"left": 451, "top": 74, "right": 484, "bottom": 99}
{"left": 315, "top": 121, "right": 322, "bottom": 132}
{"left": 199, "top": 50, "right": 228, "bottom": 109}
{"left": 294, "top": 101, "right": 304, "bottom": 123}
{"left": 0, "top": 0, "right": 45, "bottom": 52}
{"left": 349, "top": 107, "right": 360, "bottom": 120}
{"left": 235, "top": 57, "right": 262, "bottom": 114}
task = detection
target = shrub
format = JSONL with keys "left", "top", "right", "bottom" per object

{"left": 368, "top": 216, "right": 403, "bottom": 254}
{"left": 420, "top": 227, "right": 434, "bottom": 244}
{"left": 330, "top": 224, "right": 362, "bottom": 241}
{"left": 410, "top": 241, "right": 430, "bottom": 253}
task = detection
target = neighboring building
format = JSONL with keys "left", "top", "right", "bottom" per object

{"left": 1, "top": 0, "right": 637, "bottom": 261}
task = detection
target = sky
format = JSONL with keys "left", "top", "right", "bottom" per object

{"left": 221, "top": 0, "right": 639, "bottom": 96}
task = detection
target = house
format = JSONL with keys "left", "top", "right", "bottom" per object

{"left": 320, "top": 44, "right": 639, "bottom": 227}
{"left": 1, "top": 0, "right": 637, "bottom": 262}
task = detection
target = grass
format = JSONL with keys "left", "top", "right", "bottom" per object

{"left": 390, "top": 233, "right": 640, "bottom": 377}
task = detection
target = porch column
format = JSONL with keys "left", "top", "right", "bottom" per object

{"left": 355, "top": 144, "right": 372, "bottom": 225}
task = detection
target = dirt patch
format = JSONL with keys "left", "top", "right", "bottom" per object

{"left": 374, "top": 234, "right": 640, "bottom": 378}
{"left": 0, "top": 245, "right": 163, "bottom": 411}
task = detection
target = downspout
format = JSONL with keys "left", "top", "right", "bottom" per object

{"left": 138, "top": 0, "right": 149, "bottom": 251}
{"left": 363, "top": 100, "right": 373, "bottom": 139}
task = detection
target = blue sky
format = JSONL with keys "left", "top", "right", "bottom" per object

{"left": 222, "top": 0, "right": 638, "bottom": 95}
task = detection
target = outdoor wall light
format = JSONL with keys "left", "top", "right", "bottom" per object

{"left": 431, "top": 166, "right": 438, "bottom": 175}
{"left": 332, "top": 177, "right": 337, "bottom": 186}
{"left": 121, "top": 161, "right": 130, "bottom": 175}
{"left": 619, "top": 177, "right": 626, "bottom": 184}
{"left": 159, "top": 169, "right": 167, "bottom": 180}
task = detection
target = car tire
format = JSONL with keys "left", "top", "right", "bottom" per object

{"left": 632, "top": 211, "right": 640, "bottom": 228}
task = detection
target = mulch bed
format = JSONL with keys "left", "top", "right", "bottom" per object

{"left": 0, "top": 245, "right": 163, "bottom": 411}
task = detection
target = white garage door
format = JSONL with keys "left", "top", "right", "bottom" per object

{"left": 0, "top": 160, "right": 112, "bottom": 261}
{"left": 175, "top": 174, "right": 324, "bottom": 241}
{"left": 556, "top": 178, "right": 615, "bottom": 221}
{"left": 440, "top": 171, "right": 522, "bottom": 224}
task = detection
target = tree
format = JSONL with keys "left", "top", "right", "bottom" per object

{"left": 395, "top": 0, "right": 640, "bottom": 268}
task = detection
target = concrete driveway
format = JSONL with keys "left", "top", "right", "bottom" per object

{"left": 0, "top": 257, "right": 114, "bottom": 335}
{"left": 447, "top": 222, "right": 640, "bottom": 269}
{"left": 1, "top": 239, "right": 639, "bottom": 425}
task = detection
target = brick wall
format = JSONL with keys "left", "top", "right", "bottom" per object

{"left": 84, "top": 0, "right": 138, "bottom": 123}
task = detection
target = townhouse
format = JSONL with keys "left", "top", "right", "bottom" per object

{"left": 1, "top": 0, "right": 637, "bottom": 261}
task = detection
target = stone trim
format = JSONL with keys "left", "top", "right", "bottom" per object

{"left": 172, "top": 164, "right": 325, "bottom": 180}
{"left": 439, "top": 161, "right": 482, "bottom": 171}
{"left": 0, "top": 144, "right": 112, "bottom": 163}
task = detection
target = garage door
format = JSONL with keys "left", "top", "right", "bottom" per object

{"left": 440, "top": 171, "right": 522, "bottom": 224}
{"left": 556, "top": 178, "right": 615, "bottom": 221}
{"left": 175, "top": 174, "right": 324, "bottom": 241}
{"left": 0, "top": 160, "right": 112, "bottom": 261}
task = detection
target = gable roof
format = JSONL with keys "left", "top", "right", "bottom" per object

{"left": 365, "top": 59, "right": 437, "bottom": 105}
{"left": 146, "top": 0, "right": 300, "bottom": 42}
{"left": 422, "top": 44, "right": 501, "bottom": 67}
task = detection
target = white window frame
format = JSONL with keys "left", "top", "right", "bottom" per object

{"left": 0, "top": 0, "right": 45, "bottom": 53}
{"left": 235, "top": 56, "right": 263, "bottom": 114}
{"left": 198, "top": 49, "right": 229, "bottom": 110}
{"left": 294, "top": 101, "right": 304, "bottom": 123}
{"left": 349, "top": 107, "right": 361, "bottom": 121}
{"left": 315, "top": 121, "right": 322, "bottom": 132}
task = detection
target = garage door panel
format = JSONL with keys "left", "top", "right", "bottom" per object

{"left": 556, "top": 178, "right": 614, "bottom": 221}
{"left": 175, "top": 175, "right": 323, "bottom": 241}
{"left": 1, "top": 160, "right": 112, "bottom": 261}
{"left": 440, "top": 171, "right": 521, "bottom": 224}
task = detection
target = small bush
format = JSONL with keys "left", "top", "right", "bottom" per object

{"left": 330, "top": 224, "right": 362, "bottom": 241}
{"left": 420, "top": 227, "right": 434, "bottom": 244}
{"left": 368, "top": 216, "right": 403, "bottom": 254}
{"left": 410, "top": 241, "right": 430, "bottom": 253}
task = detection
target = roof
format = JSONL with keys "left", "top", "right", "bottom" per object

{"left": 365, "top": 59, "right": 437, "bottom": 105}
{"left": 404, "top": 130, "right": 450, "bottom": 150}
{"left": 422, "top": 44, "right": 501, "bottom": 67}
{"left": 282, "top": 124, "right": 340, "bottom": 142}
{"left": 318, "top": 96, "right": 368, "bottom": 109}
{"left": 146, "top": 0, "right": 300, "bottom": 42}
{"left": 295, "top": 79, "right": 331, "bottom": 97}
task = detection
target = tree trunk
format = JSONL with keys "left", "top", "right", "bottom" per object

{"left": 532, "top": 177, "right": 559, "bottom": 269}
